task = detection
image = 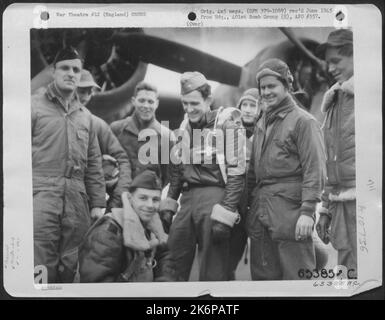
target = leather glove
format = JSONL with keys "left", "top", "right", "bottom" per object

{"left": 160, "top": 210, "right": 174, "bottom": 234}
{"left": 211, "top": 220, "right": 232, "bottom": 244}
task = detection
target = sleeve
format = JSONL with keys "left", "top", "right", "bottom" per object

{"left": 159, "top": 129, "right": 176, "bottom": 188}
{"left": 247, "top": 129, "right": 257, "bottom": 206}
{"left": 153, "top": 245, "right": 176, "bottom": 282}
{"left": 166, "top": 129, "right": 183, "bottom": 201}
{"left": 220, "top": 121, "right": 246, "bottom": 212}
{"left": 319, "top": 182, "right": 333, "bottom": 219}
{"left": 295, "top": 117, "right": 327, "bottom": 213}
{"left": 79, "top": 222, "right": 123, "bottom": 283}
{"left": 166, "top": 163, "right": 183, "bottom": 201}
{"left": 100, "top": 122, "right": 132, "bottom": 208}
{"left": 85, "top": 117, "right": 106, "bottom": 208}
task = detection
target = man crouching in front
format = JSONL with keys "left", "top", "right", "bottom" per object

{"left": 79, "top": 170, "right": 174, "bottom": 282}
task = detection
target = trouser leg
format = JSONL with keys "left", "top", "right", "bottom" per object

{"left": 337, "top": 200, "right": 357, "bottom": 278}
{"left": 194, "top": 187, "right": 229, "bottom": 281}
{"left": 167, "top": 192, "right": 197, "bottom": 281}
{"left": 33, "top": 190, "right": 63, "bottom": 283}
{"left": 277, "top": 239, "right": 316, "bottom": 280}
{"left": 228, "top": 222, "right": 248, "bottom": 280}
{"left": 58, "top": 186, "right": 91, "bottom": 283}
{"left": 248, "top": 220, "right": 282, "bottom": 280}
{"left": 330, "top": 200, "right": 357, "bottom": 278}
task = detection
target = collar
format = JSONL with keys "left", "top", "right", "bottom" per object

{"left": 46, "top": 82, "right": 82, "bottom": 113}
{"left": 321, "top": 76, "right": 354, "bottom": 113}
{"left": 340, "top": 76, "right": 354, "bottom": 95}
{"left": 123, "top": 114, "right": 161, "bottom": 136}
{"left": 264, "top": 95, "right": 295, "bottom": 123}
{"left": 242, "top": 120, "right": 256, "bottom": 139}
{"left": 120, "top": 192, "right": 168, "bottom": 251}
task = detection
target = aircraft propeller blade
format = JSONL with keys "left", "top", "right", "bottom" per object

{"left": 112, "top": 32, "right": 243, "bottom": 86}
{"left": 279, "top": 28, "right": 325, "bottom": 68}
{"left": 279, "top": 27, "right": 334, "bottom": 85}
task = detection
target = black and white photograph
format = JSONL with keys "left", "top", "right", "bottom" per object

{"left": 2, "top": 3, "right": 382, "bottom": 297}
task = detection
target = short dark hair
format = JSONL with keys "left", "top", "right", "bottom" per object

{"left": 195, "top": 83, "right": 211, "bottom": 100}
{"left": 134, "top": 81, "right": 159, "bottom": 98}
{"left": 337, "top": 43, "right": 353, "bottom": 57}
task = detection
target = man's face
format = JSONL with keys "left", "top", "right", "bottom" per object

{"left": 53, "top": 59, "right": 82, "bottom": 93}
{"left": 181, "top": 90, "right": 211, "bottom": 123}
{"left": 132, "top": 89, "right": 159, "bottom": 122}
{"left": 325, "top": 47, "right": 354, "bottom": 84}
{"left": 259, "top": 76, "right": 288, "bottom": 110}
{"left": 130, "top": 188, "right": 161, "bottom": 224}
{"left": 77, "top": 86, "right": 93, "bottom": 105}
{"left": 240, "top": 99, "right": 258, "bottom": 124}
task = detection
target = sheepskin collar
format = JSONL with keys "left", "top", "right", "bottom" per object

{"left": 321, "top": 77, "right": 354, "bottom": 113}
{"left": 110, "top": 192, "right": 168, "bottom": 251}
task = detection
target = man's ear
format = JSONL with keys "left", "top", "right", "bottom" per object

{"left": 205, "top": 95, "right": 213, "bottom": 108}
{"left": 154, "top": 98, "right": 159, "bottom": 111}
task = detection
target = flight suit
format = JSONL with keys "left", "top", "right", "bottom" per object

{"left": 247, "top": 95, "right": 326, "bottom": 280}
{"left": 167, "top": 110, "right": 246, "bottom": 281}
{"left": 32, "top": 83, "right": 105, "bottom": 283}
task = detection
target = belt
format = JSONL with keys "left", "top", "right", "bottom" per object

{"left": 33, "top": 162, "right": 84, "bottom": 180}
{"left": 256, "top": 175, "right": 302, "bottom": 188}
{"left": 181, "top": 181, "right": 224, "bottom": 192}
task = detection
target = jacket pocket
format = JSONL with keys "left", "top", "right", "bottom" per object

{"left": 76, "top": 128, "right": 89, "bottom": 158}
{"left": 265, "top": 186, "right": 302, "bottom": 241}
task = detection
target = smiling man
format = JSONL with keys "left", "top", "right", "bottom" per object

{"left": 79, "top": 170, "right": 172, "bottom": 282}
{"left": 316, "top": 29, "right": 357, "bottom": 278}
{"left": 247, "top": 59, "right": 326, "bottom": 280}
{"left": 31, "top": 47, "right": 105, "bottom": 283}
{"left": 110, "top": 81, "right": 174, "bottom": 187}
{"left": 160, "top": 71, "right": 246, "bottom": 281}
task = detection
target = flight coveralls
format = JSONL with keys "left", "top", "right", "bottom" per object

{"left": 320, "top": 78, "right": 356, "bottom": 277}
{"left": 110, "top": 113, "right": 174, "bottom": 187}
{"left": 247, "top": 95, "right": 326, "bottom": 280}
{"left": 32, "top": 83, "right": 106, "bottom": 283}
{"left": 166, "top": 109, "right": 246, "bottom": 281}
{"left": 91, "top": 115, "right": 132, "bottom": 209}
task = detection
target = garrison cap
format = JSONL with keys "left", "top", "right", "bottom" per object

{"left": 53, "top": 47, "right": 82, "bottom": 66}
{"left": 180, "top": 71, "right": 208, "bottom": 95}
{"left": 129, "top": 170, "right": 162, "bottom": 192}
{"left": 316, "top": 29, "right": 353, "bottom": 59}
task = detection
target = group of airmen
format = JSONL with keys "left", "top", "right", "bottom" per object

{"left": 32, "top": 29, "right": 356, "bottom": 283}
